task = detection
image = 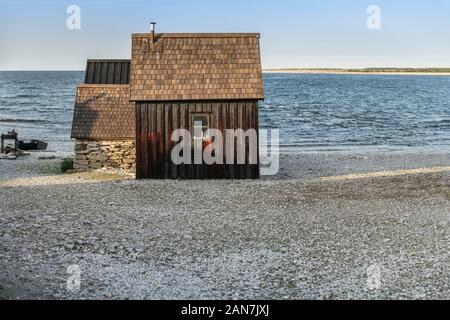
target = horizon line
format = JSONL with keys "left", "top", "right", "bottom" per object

{"left": 2, "top": 67, "right": 450, "bottom": 72}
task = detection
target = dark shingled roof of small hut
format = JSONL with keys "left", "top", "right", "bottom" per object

{"left": 71, "top": 33, "right": 264, "bottom": 139}
{"left": 84, "top": 59, "right": 131, "bottom": 85}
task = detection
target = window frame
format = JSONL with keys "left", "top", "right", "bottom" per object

{"left": 190, "top": 112, "right": 210, "bottom": 140}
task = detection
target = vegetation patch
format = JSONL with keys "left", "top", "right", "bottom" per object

{"left": 60, "top": 158, "right": 74, "bottom": 173}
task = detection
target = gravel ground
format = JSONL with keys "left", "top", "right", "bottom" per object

{"left": 0, "top": 152, "right": 449, "bottom": 299}
{"left": 275, "top": 152, "right": 450, "bottom": 180}
{"left": 0, "top": 152, "right": 63, "bottom": 180}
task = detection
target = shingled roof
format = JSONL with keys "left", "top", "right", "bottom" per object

{"left": 130, "top": 33, "right": 264, "bottom": 101}
{"left": 71, "top": 85, "right": 135, "bottom": 139}
{"left": 72, "top": 32, "right": 264, "bottom": 140}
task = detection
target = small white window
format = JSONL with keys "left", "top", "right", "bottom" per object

{"left": 191, "top": 114, "right": 209, "bottom": 140}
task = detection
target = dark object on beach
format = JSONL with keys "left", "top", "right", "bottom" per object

{"left": 38, "top": 155, "right": 56, "bottom": 160}
{"left": 18, "top": 139, "right": 48, "bottom": 151}
{"left": 1, "top": 129, "right": 18, "bottom": 153}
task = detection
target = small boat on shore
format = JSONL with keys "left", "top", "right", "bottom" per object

{"left": 1, "top": 130, "right": 48, "bottom": 160}
{"left": 18, "top": 139, "right": 48, "bottom": 151}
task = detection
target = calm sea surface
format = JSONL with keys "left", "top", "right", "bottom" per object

{"left": 1, "top": 71, "right": 450, "bottom": 155}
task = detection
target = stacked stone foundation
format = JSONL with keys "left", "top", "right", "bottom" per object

{"left": 74, "top": 140, "right": 135, "bottom": 172}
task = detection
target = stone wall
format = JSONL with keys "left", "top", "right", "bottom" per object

{"left": 74, "top": 140, "right": 135, "bottom": 172}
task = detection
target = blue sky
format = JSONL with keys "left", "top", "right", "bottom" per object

{"left": 1, "top": 0, "right": 450, "bottom": 70}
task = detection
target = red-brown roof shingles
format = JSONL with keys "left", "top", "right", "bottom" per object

{"left": 71, "top": 85, "right": 135, "bottom": 139}
{"left": 130, "top": 33, "right": 264, "bottom": 101}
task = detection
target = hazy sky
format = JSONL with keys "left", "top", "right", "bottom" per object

{"left": 1, "top": 0, "right": 450, "bottom": 70}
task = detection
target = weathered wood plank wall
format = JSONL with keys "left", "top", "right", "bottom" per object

{"left": 136, "top": 101, "right": 259, "bottom": 179}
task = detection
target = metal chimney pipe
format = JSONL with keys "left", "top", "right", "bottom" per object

{"left": 150, "top": 22, "right": 156, "bottom": 43}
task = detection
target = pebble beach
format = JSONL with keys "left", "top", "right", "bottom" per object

{"left": 0, "top": 151, "right": 449, "bottom": 299}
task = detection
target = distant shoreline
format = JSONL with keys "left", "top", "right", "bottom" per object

{"left": 2, "top": 69, "right": 450, "bottom": 76}
{"left": 263, "top": 68, "right": 450, "bottom": 76}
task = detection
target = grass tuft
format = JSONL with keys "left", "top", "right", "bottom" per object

{"left": 60, "top": 158, "right": 74, "bottom": 173}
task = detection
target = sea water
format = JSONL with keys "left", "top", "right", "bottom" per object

{"left": 1, "top": 71, "right": 450, "bottom": 155}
